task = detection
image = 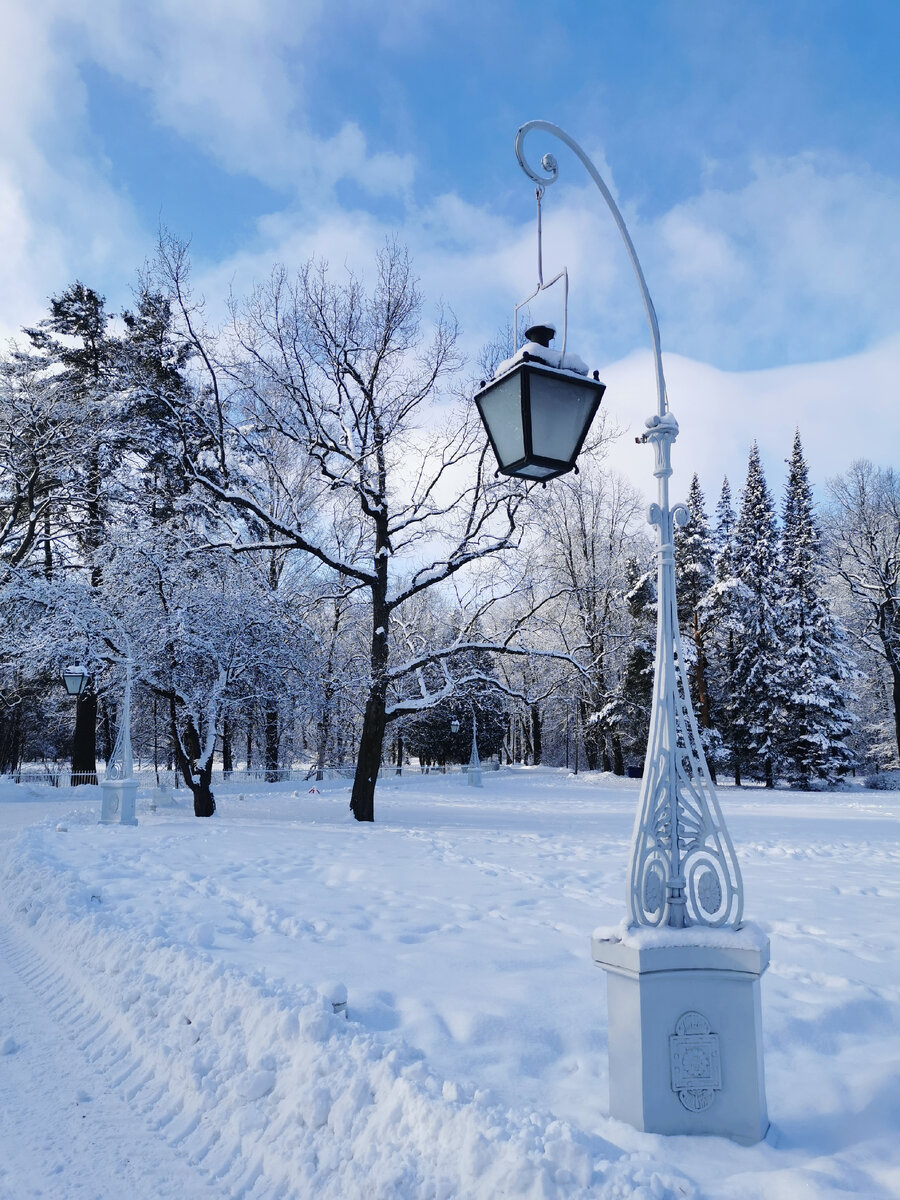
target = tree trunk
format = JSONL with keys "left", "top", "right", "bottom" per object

{"left": 315, "top": 710, "right": 329, "bottom": 781}
{"left": 891, "top": 661, "right": 900, "bottom": 765}
{"left": 99, "top": 699, "right": 114, "bottom": 765}
{"left": 350, "top": 585, "right": 390, "bottom": 822}
{"left": 169, "top": 702, "right": 216, "bottom": 817}
{"left": 192, "top": 759, "right": 216, "bottom": 818}
{"left": 43, "top": 511, "right": 53, "bottom": 580}
{"left": 612, "top": 734, "right": 625, "bottom": 776}
{"left": 581, "top": 700, "right": 601, "bottom": 771}
{"left": 350, "top": 684, "right": 386, "bottom": 821}
{"left": 72, "top": 691, "right": 98, "bottom": 785}
{"left": 530, "top": 703, "right": 542, "bottom": 766}
{"left": 0, "top": 704, "right": 24, "bottom": 775}
{"left": 264, "top": 706, "right": 279, "bottom": 783}
{"left": 522, "top": 714, "right": 534, "bottom": 764}
{"left": 222, "top": 717, "right": 233, "bottom": 777}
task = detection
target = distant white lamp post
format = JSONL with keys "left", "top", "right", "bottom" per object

{"left": 100, "top": 654, "right": 138, "bottom": 827}
{"left": 450, "top": 713, "right": 482, "bottom": 786}
{"left": 467, "top": 714, "right": 482, "bottom": 788}
{"left": 474, "top": 120, "right": 769, "bottom": 1144}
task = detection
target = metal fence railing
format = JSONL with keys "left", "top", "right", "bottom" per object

{"left": 5, "top": 768, "right": 101, "bottom": 788}
{"left": 3, "top": 761, "right": 502, "bottom": 791}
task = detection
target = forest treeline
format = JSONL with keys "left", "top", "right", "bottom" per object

{"left": 2, "top": 239, "right": 899, "bottom": 817}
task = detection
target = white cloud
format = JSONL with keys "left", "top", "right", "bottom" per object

{"left": 68, "top": 0, "right": 414, "bottom": 196}
{"left": 0, "top": 0, "right": 418, "bottom": 339}
{"left": 0, "top": 3, "right": 147, "bottom": 336}
{"left": 645, "top": 155, "right": 900, "bottom": 366}
{"left": 597, "top": 335, "right": 900, "bottom": 507}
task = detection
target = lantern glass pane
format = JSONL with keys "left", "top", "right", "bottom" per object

{"left": 528, "top": 373, "right": 598, "bottom": 465}
{"left": 477, "top": 373, "right": 524, "bottom": 469}
{"left": 514, "top": 463, "right": 557, "bottom": 478}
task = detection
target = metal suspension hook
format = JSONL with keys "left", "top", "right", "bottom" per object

{"left": 535, "top": 185, "right": 544, "bottom": 288}
{"left": 511, "top": 177, "right": 568, "bottom": 356}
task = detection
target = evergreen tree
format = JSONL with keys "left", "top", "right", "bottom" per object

{"left": 401, "top": 653, "right": 508, "bottom": 768}
{"left": 712, "top": 476, "right": 737, "bottom": 570}
{"left": 778, "top": 431, "right": 855, "bottom": 786}
{"left": 675, "top": 474, "right": 721, "bottom": 777}
{"left": 700, "top": 478, "right": 741, "bottom": 781}
{"left": 121, "top": 287, "right": 197, "bottom": 521}
{"left": 729, "top": 446, "right": 783, "bottom": 787}
{"left": 20, "top": 284, "right": 122, "bottom": 783}
{"left": 600, "top": 557, "right": 655, "bottom": 772}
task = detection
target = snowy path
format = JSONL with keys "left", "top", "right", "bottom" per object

{"left": 0, "top": 915, "right": 217, "bottom": 1199}
{"left": 0, "top": 798, "right": 221, "bottom": 1198}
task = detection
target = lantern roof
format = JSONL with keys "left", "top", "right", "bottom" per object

{"left": 493, "top": 341, "right": 590, "bottom": 381}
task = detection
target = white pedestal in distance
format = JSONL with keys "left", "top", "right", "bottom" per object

{"left": 100, "top": 779, "right": 139, "bottom": 826}
{"left": 593, "top": 926, "right": 769, "bottom": 1145}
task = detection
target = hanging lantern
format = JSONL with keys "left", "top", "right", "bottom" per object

{"left": 62, "top": 665, "right": 90, "bottom": 696}
{"left": 475, "top": 324, "right": 605, "bottom": 481}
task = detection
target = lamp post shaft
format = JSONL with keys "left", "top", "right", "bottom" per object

{"left": 106, "top": 656, "right": 135, "bottom": 782}
{"left": 100, "top": 649, "right": 138, "bottom": 826}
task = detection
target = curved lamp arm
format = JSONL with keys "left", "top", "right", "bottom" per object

{"left": 514, "top": 120, "right": 667, "bottom": 420}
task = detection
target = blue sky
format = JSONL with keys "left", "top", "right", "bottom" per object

{"left": 2, "top": 0, "right": 898, "bottom": 498}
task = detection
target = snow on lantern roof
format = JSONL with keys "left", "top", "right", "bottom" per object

{"left": 494, "top": 341, "right": 590, "bottom": 381}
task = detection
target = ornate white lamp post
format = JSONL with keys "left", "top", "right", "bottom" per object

{"left": 100, "top": 654, "right": 138, "bottom": 826}
{"left": 476, "top": 120, "right": 769, "bottom": 1144}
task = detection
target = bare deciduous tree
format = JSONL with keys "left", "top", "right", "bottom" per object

{"left": 826, "top": 460, "right": 900, "bottom": 761}
{"left": 158, "top": 238, "right": 528, "bottom": 821}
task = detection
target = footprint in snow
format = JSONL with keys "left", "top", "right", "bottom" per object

{"left": 1, "top": 1036, "right": 19, "bottom": 1055}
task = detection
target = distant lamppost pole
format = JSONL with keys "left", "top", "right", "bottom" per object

{"left": 474, "top": 120, "right": 769, "bottom": 1144}
{"left": 450, "top": 716, "right": 460, "bottom": 774}
{"left": 451, "top": 713, "right": 483, "bottom": 786}
{"left": 61, "top": 665, "right": 91, "bottom": 785}
{"left": 100, "top": 652, "right": 138, "bottom": 827}
{"left": 467, "top": 713, "right": 482, "bottom": 788}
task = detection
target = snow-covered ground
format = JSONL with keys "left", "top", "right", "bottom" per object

{"left": 0, "top": 769, "right": 897, "bottom": 1198}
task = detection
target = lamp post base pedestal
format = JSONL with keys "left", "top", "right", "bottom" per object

{"left": 100, "top": 779, "right": 139, "bottom": 826}
{"left": 592, "top": 928, "right": 769, "bottom": 1145}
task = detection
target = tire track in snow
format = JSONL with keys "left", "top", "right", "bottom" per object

{"left": 0, "top": 913, "right": 223, "bottom": 1199}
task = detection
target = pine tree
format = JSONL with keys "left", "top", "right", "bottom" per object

{"left": 713, "top": 476, "right": 737, "bottom": 571}
{"left": 729, "top": 446, "right": 783, "bottom": 787}
{"left": 701, "top": 478, "right": 740, "bottom": 781}
{"left": 675, "top": 474, "right": 721, "bottom": 777}
{"left": 20, "top": 284, "right": 121, "bottom": 784}
{"left": 599, "top": 556, "right": 655, "bottom": 772}
{"left": 121, "top": 287, "right": 196, "bottom": 521}
{"left": 778, "top": 431, "right": 855, "bottom": 786}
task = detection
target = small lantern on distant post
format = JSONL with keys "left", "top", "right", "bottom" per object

{"left": 62, "top": 665, "right": 90, "bottom": 696}
{"left": 450, "top": 718, "right": 461, "bottom": 735}
{"left": 475, "top": 324, "right": 605, "bottom": 481}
